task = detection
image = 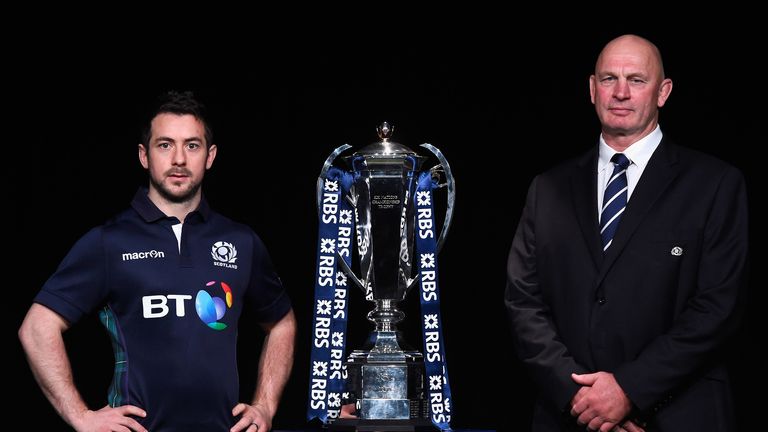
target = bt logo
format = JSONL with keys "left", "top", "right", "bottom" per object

{"left": 141, "top": 280, "right": 233, "bottom": 331}
{"left": 196, "top": 281, "right": 233, "bottom": 330}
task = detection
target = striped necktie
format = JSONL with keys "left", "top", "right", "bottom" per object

{"left": 600, "top": 153, "right": 630, "bottom": 251}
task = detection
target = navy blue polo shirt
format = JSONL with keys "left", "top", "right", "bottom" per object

{"left": 35, "top": 188, "right": 291, "bottom": 431}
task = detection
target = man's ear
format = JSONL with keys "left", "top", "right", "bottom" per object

{"left": 206, "top": 144, "right": 218, "bottom": 170}
{"left": 139, "top": 144, "right": 149, "bottom": 169}
{"left": 657, "top": 78, "right": 673, "bottom": 108}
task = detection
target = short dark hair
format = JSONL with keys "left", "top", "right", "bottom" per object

{"left": 142, "top": 90, "right": 213, "bottom": 148}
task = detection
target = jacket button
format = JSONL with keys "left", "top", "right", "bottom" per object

{"left": 597, "top": 297, "right": 607, "bottom": 305}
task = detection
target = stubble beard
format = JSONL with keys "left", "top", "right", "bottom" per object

{"left": 150, "top": 175, "right": 202, "bottom": 204}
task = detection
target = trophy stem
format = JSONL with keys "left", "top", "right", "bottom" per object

{"left": 340, "top": 297, "right": 428, "bottom": 422}
{"left": 367, "top": 299, "right": 404, "bottom": 333}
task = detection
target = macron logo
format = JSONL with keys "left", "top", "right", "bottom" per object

{"left": 122, "top": 250, "right": 166, "bottom": 261}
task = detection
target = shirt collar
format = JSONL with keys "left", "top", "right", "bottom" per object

{"left": 598, "top": 125, "right": 663, "bottom": 173}
{"left": 130, "top": 187, "right": 211, "bottom": 223}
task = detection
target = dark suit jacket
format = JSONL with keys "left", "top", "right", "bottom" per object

{"left": 505, "top": 139, "right": 748, "bottom": 431}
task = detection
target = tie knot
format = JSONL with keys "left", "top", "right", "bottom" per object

{"left": 611, "top": 153, "right": 630, "bottom": 169}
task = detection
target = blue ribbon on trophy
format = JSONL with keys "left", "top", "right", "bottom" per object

{"left": 415, "top": 171, "right": 453, "bottom": 430}
{"left": 308, "top": 166, "right": 354, "bottom": 422}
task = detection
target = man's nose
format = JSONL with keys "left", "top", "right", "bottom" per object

{"left": 172, "top": 146, "right": 186, "bottom": 165}
{"left": 613, "top": 79, "right": 630, "bottom": 100}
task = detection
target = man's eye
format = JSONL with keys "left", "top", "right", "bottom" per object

{"left": 187, "top": 143, "right": 201, "bottom": 150}
{"left": 158, "top": 142, "right": 171, "bottom": 149}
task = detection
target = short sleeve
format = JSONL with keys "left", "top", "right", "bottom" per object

{"left": 244, "top": 232, "right": 291, "bottom": 323}
{"left": 34, "top": 227, "right": 108, "bottom": 324}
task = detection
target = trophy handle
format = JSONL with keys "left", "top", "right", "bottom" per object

{"left": 420, "top": 143, "right": 456, "bottom": 254}
{"left": 317, "top": 144, "right": 367, "bottom": 294}
{"left": 316, "top": 144, "right": 352, "bottom": 216}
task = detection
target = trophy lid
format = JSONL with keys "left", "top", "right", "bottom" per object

{"left": 354, "top": 122, "right": 417, "bottom": 158}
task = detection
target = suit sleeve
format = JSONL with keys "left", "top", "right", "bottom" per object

{"left": 614, "top": 165, "right": 749, "bottom": 412}
{"left": 505, "top": 176, "right": 589, "bottom": 412}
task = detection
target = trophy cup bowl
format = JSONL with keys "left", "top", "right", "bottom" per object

{"left": 318, "top": 123, "right": 455, "bottom": 430}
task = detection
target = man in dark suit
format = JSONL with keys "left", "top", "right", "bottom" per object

{"left": 504, "top": 34, "right": 748, "bottom": 432}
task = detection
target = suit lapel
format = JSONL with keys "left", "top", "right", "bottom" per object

{"left": 570, "top": 148, "right": 602, "bottom": 269}
{"left": 596, "top": 139, "right": 681, "bottom": 284}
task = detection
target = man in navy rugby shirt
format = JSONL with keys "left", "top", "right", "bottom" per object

{"left": 19, "top": 91, "right": 296, "bottom": 432}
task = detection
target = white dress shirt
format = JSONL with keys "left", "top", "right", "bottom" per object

{"left": 597, "top": 125, "right": 663, "bottom": 219}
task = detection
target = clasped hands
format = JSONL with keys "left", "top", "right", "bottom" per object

{"left": 569, "top": 372, "right": 644, "bottom": 432}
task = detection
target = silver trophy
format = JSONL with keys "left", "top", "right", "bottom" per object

{"left": 319, "top": 123, "right": 455, "bottom": 430}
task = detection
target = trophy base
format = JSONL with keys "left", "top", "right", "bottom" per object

{"left": 329, "top": 418, "right": 437, "bottom": 431}
{"left": 345, "top": 344, "right": 428, "bottom": 419}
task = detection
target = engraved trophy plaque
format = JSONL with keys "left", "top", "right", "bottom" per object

{"left": 309, "top": 123, "right": 454, "bottom": 431}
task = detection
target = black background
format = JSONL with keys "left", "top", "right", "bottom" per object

{"left": 8, "top": 21, "right": 763, "bottom": 431}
